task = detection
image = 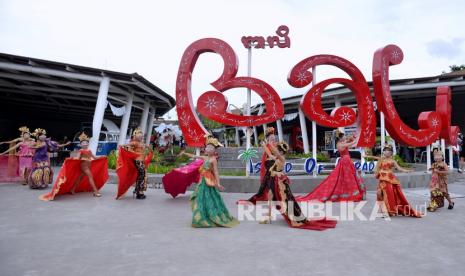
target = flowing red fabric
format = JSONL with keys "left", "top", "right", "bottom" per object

{"left": 379, "top": 181, "right": 422, "bottom": 217}
{"left": 0, "top": 155, "right": 21, "bottom": 183}
{"left": 39, "top": 157, "right": 109, "bottom": 201}
{"left": 273, "top": 175, "right": 337, "bottom": 231}
{"left": 162, "top": 159, "right": 204, "bottom": 198}
{"left": 115, "top": 147, "right": 153, "bottom": 199}
{"left": 296, "top": 148, "right": 363, "bottom": 202}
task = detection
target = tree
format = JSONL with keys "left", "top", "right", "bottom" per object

{"left": 448, "top": 64, "right": 465, "bottom": 72}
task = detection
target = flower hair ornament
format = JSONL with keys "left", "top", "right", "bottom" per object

{"left": 133, "top": 127, "right": 143, "bottom": 136}
{"left": 32, "top": 128, "right": 46, "bottom": 137}
{"left": 19, "top": 126, "right": 30, "bottom": 134}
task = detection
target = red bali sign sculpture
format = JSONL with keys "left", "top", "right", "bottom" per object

{"left": 176, "top": 38, "right": 284, "bottom": 146}
{"left": 288, "top": 55, "right": 376, "bottom": 147}
{"left": 176, "top": 29, "right": 460, "bottom": 147}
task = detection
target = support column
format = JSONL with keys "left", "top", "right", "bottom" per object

{"left": 253, "top": 126, "right": 258, "bottom": 147}
{"left": 90, "top": 76, "right": 110, "bottom": 153}
{"left": 311, "top": 66, "right": 317, "bottom": 176}
{"left": 276, "top": 119, "right": 284, "bottom": 141}
{"left": 139, "top": 100, "right": 150, "bottom": 134}
{"left": 448, "top": 146, "right": 454, "bottom": 170}
{"left": 235, "top": 127, "right": 240, "bottom": 146}
{"left": 312, "top": 121, "right": 317, "bottom": 176}
{"left": 427, "top": 145, "right": 431, "bottom": 171}
{"left": 440, "top": 139, "right": 446, "bottom": 157}
{"left": 145, "top": 108, "right": 156, "bottom": 145}
{"left": 118, "top": 92, "right": 134, "bottom": 146}
{"left": 380, "top": 112, "right": 386, "bottom": 151}
{"left": 246, "top": 47, "right": 252, "bottom": 151}
{"left": 298, "top": 108, "right": 309, "bottom": 154}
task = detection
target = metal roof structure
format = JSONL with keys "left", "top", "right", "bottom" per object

{"left": 0, "top": 52, "right": 176, "bottom": 149}
{"left": 0, "top": 52, "right": 175, "bottom": 122}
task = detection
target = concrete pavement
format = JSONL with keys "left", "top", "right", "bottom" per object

{"left": 1, "top": 179, "right": 465, "bottom": 276}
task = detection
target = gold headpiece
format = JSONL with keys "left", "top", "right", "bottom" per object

{"left": 19, "top": 126, "right": 30, "bottom": 134}
{"left": 265, "top": 127, "right": 275, "bottom": 137}
{"left": 205, "top": 134, "right": 223, "bottom": 148}
{"left": 78, "top": 132, "right": 90, "bottom": 142}
{"left": 383, "top": 144, "right": 393, "bottom": 151}
{"left": 133, "top": 127, "right": 143, "bottom": 136}
{"left": 277, "top": 141, "right": 289, "bottom": 154}
{"left": 335, "top": 129, "right": 344, "bottom": 138}
{"left": 32, "top": 128, "right": 46, "bottom": 137}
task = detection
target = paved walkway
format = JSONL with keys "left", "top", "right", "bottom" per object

{"left": 1, "top": 179, "right": 464, "bottom": 276}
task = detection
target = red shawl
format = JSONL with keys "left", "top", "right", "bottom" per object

{"left": 39, "top": 157, "right": 108, "bottom": 201}
{"left": 162, "top": 159, "right": 204, "bottom": 198}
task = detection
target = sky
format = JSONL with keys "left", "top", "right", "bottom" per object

{"left": 1, "top": 0, "right": 464, "bottom": 119}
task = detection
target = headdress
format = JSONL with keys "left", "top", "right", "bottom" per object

{"left": 335, "top": 129, "right": 345, "bottom": 139}
{"left": 277, "top": 141, "right": 289, "bottom": 154}
{"left": 265, "top": 127, "right": 275, "bottom": 137}
{"left": 19, "top": 126, "right": 30, "bottom": 134}
{"left": 205, "top": 134, "right": 223, "bottom": 148}
{"left": 133, "top": 127, "right": 143, "bottom": 136}
{"left": 434, "top": 150, "right": 444, "bottom": 157}
{"left": 383, "top": 144, "right": 393, "bottom": 151}
{"left": 32, "top": 128, "right": 46, "bottom": 137}
{"left": 78, "top": 132, "right": 90, "bottom": 142}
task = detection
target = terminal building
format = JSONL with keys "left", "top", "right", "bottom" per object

{"left": 0, "top": 53, "right": 175, "bottom": 153}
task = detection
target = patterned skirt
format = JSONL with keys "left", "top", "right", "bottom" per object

{"left": 29, "top": 161, "right": 53, "bottom": 189}
{"left": 190, "top": 177, "right": 239, "bottom": 228}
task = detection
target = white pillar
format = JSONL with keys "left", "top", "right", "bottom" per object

{"left": 427, "top": 145, "right": 431, "bottom": 171}
{"left": 145, "top": 108, "right": 155, "bottom": 145}
{"left": 448, "top": 146, "right": 454, "bottom": 170}
{"left": 380, "top": 112, "right": 386, "bottom": 151}
{"left": 276, "top": 119, "right": 284, "bottom": 141}
{"left": 118, "top": 92, "right": 134, "bottom": 146}
{"left": 312, "top": 121, "right": 317, "bottom": 176}
{"left": 246, "top": 47, "right": 252, "bottom": 151}
{"left": 299, "top": 108, "right": 310, "bottom": 154}
{"left": 253, "top": 126, "right": 258, "bottom": 147}
{"left": 90, "top": 76, "right": 110, "bottom": 153}
{"left": 139, "top": 100, "right": 150, "bottom": 134}
{"left": 235, "top": 127, "right": 240, "bottom": 146}
{"left": 311, "top": 66, "right": 317, "bottom": 176}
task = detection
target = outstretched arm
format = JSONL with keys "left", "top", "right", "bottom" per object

{"left": 57, "top": 141, "right": 71, "bottom": 148}
{"left": 394, "top": 160, "right": 413, "bottom": 173}
{"left": 365, "top": 155, "right": 381, "bottom": 160}
{"left": 0, "top": 142, "right": 21, "bottom": 155}
{"left": 0, "top": 138, "right": 21, "bottom": 145}
{"left": 180, "top": 150, "right": 207, "bottom": 160}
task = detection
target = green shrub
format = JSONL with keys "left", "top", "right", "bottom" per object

{"left": 286, "top": 152, "right": 330, "bottom": 162}
{"left": 107, "top": 150, "right": 117, "bottom": 170}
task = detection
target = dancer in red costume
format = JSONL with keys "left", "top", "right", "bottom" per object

{"left": 238, "top": 127, "right": 278, "bottom": 204}
{"left": 367, "top": 145, "right": 421, "bottom": 218}
{"left": 116, "top": 127, "right": 153, "bottom": 200}
{"left": 261, "top": 141, "right": 337, "bottom": 230}
{"left": 296, "top": 132, "right": 364, "bottom": 203}
{"left": 40, "top": 132, "right": 108, "bottom": 201}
